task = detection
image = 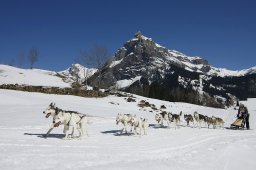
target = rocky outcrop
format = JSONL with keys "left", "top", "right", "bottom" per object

{"left": 88, "top": 32, "right": 173, "bottom": 89}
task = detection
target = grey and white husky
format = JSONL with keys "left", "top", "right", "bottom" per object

{"left": 43, "top": 103, "right": 89, "bottom": 139}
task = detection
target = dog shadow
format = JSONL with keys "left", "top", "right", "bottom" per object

{"left": 150, "top": 124, "right": 201, "bottom": 129}
{"left": 24, "top": 133, "right": 65, "bottom": 139}
{"left": 101, "top": 130, "right": 134, "bottom": 136}
{"left": 149, "top": 124, "right": 170, "bottom": 129}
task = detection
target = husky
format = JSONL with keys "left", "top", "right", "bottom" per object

{"left": 155, "top": 111, "right": 170, "bottom": 127}
{"left": 212, "top": 116, "right": 225, "bottom": 129}
{"left": 42, "top": 103, "right": 68, "bottom": 138}
{"left": 130, "top": 115, "right": 149, "bottom": 136}
{"left": 168, "top": 112, "right": 182, "bottom": 129}
{"left": 205, "top": 116, "right": 216, "bottom": 129}
{"left": 53, "top": 109, "right": 89, "bottom": 139}
{"left": 184, "top": 114, "right": 194, "bottom": 127}
{"left": 194, "top": 111, "right": 207, "bottom": 128}
{"left": 116, "top": 113, "right": 133, "bottom": 134}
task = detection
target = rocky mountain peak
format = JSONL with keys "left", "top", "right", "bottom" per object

{"left": 135, "top": 31, "right": 142, "bottom": 38}
{"left": 88, "top": 32, "right": 256, "bottom": 108}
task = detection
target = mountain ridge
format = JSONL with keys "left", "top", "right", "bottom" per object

{"left": 87, "top": 32, "right": 256, "bottom": 107}
{"left": 110, "top": 32, "right": 256, "bottom": 77}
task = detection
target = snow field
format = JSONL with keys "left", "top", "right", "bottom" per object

{"left": 0, "top": 65, "right": 71, "bottom": 87}
{"left": 0, "top": 89, "right": 256, "bottom": 170}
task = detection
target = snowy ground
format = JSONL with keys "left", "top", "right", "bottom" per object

{"left": 0, "top": 89, "right": 256, "bottom": 170}
{"left": 0, "top": 65, "right": 70, "bottom": 87}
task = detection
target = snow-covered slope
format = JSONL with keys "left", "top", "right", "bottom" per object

{"left": 0, "top": 64, "right": 70, "bottom": 87}
{"left": 0, "top": 64, "right": 98, "bottom": 87}
{"left": 0, "top": 89, "right": 255, "bottom": 170}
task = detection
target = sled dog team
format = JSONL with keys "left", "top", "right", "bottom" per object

{"left": 189, "top": 111, "right": 224, "bottom": 129}
{"left": 154, "top": 111, "right": 224, "bottom": 129}
{"left": 43, "top": 103, "right": 225, "bottom": 139}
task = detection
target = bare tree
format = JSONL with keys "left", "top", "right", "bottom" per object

{"left": 28, "top": 47, "right": 39, "bottom": 69}
{"left": 90, "top": 45, "right": 110, "bottom": 88}
{"left": 79, "top": 45, "right": 110, "bottom": 88}
{"left": 18, "top": 50, "right": 25, "bottom": 68}
{"left": 77, "top": 50, "right": 91, "bottom": 86}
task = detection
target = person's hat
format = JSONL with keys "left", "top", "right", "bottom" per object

{"left": 239, "top": 103, "right": 244, "bottom": 107}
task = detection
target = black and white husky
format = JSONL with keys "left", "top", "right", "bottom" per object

{"left": 155, "top": 111, "right": 170, "bottom": 127}
{"left": 184, "top": 114, "right": 194, "bottom": 127}
{"left": 168, "top": 112, "right": 182, "bottom": 129}
{"left": 205, "top": 116, "right": 216, "bottom": 129}
{"left": 43, "top": 103, "right": 68, "bottom": 138}
{"left": 194, "top": 111, "right": 207, "bottom": 128}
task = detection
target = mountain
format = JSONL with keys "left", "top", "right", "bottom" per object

{"left": 59, "top": 64, "right": 97, "bottom": 85}
{"left": 88, "top": 32, "right": 256, "bottom": 107}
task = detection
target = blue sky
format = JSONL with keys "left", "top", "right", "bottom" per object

{"left": 0, "top": 0, "right": 255, "bottom": 71}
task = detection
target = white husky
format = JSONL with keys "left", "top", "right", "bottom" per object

{"left": 130, "top": 115, "right": 149, "bottom": 136}
{"left": 42, "top": 103, "right": 68, "bottom": 138}
{"left": 116, "top": 113, "right": 133, "bottom": 134}
{"left": 53, "top": 109, "right": 89, "bottom": 139}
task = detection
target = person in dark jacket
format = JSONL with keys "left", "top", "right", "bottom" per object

{"left": 237, "top": 103, "right": 250, "bottom": 129}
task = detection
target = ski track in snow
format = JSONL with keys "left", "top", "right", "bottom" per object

{"left": 0, "top": 89, "right": 256, "bottom": 170}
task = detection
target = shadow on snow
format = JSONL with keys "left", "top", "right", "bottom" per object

{"left": 149, "top": 124, "right": 199, "bottom": 129}
{"left": 24, "top": 133, "right": 65, "bottom": 139}
{"left": 100, "top": 130, "right": 134, "bottom": 136}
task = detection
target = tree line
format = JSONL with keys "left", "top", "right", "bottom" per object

{"left": 4, "top": 45, "right": 110, "bottom": 77}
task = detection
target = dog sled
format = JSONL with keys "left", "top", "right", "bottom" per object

{"left": 230, "top": 118, "right": 245, "bottom": 130}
